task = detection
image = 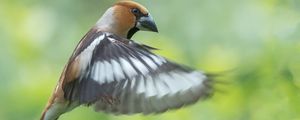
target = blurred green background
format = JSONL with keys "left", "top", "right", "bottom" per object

{"left": 1, "top": 0, "right": 300, "bottom": 120}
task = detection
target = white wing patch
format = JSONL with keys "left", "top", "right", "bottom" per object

{"left": 103, "top": 61, "right": 114, "bottom": 83}
{"left": 91, "top": 54, "right": 160, "bottom": 84}
{"left": 92, "top": 62, "right": 105, "bottom": 84}
{"left": 93, "top": 70, "right": 211, "bottom": 115}
{"left": 136, "top": 76, "right": 146, "bottom": 94}
{"left": 119, "top": 57, "right": 138, "bottom": 78}
{"left": 88, "top": 36, "right": 170, "bottom": 84}
{"left": 111, "top": 60, "right": 125, "bottom": 81}
{"left": 90, "top": 53, "right": 172, "bottom": 85}
{"left": 78, "top": 34, "right": 105, "bottom": 75}
{"left": 129, "top": 57, "right": 149, "bottom": 75}
{"left": 141, "top": 55, "right": 158, "bottom": 70}
{"left": 144, "top": 76, "right": 157, "bottom": 97}
{"left": 150, "top": 54, "right": 165, "bottom": 66}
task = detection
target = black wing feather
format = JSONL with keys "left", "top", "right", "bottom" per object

{"left": 63, "top": 33, "right": 214, "bottom": 114}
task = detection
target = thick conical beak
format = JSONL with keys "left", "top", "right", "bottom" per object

{"left": 136, "top": 14, "right": 158, "bottom": 32}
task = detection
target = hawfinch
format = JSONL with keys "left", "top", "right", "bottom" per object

{"left": 41, "top": 1, "right": 214, "bottom": 120}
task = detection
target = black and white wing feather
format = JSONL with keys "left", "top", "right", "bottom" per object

{"left": 63, "top": 32, "right": 214, "bottom": 115}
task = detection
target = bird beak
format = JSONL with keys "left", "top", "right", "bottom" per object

{"left": 136, "top": 14, "right": 158, "bottom": 32}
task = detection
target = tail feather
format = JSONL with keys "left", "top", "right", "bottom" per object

{"left": 40, "top": 102, "right": 79, "bottom": 120}
{"left": 40, "top": 102, "right": 65, "bottom": 120}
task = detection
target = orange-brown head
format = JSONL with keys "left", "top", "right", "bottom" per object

{"left": 96, "top": 0, "right": 158, "bottom": 39}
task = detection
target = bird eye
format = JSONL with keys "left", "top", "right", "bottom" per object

{"left": 131, "top": 8, "right": 140, "bottom": 14}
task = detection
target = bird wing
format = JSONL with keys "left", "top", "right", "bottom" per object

{"left": 63, "top": 32, "right": 214, "bottom": 115}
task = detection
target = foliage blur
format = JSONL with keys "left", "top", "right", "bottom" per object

{"left": 0, "top": 0, "right": 300, "bottom": 120}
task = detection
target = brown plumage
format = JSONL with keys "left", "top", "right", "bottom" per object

{"left": 40, "top": 1, "right": 213, "bottom": 120}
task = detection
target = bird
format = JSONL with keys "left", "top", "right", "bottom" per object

{"left": 40, "top": 1, "right": 214, "bottom": 120}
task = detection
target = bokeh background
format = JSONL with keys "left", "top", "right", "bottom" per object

{"left": 1, "top": 0, "right": 300, "bottom": 120}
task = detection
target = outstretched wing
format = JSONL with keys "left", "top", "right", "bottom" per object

{"left": 63, "top": 32, "right": 214, "bottom": 115}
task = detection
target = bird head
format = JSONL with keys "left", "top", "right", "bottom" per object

{"left": 96, "top": 0, "right": 158, "bottom": 39}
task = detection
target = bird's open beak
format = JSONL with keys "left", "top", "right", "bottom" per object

{"left": 136, "top": 14, "right": 158, "bottom": 32}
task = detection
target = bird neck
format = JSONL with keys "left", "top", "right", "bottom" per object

{"left": 95, "top": 7, "right": 133, "bottom": 38}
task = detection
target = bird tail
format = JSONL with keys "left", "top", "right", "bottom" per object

{"left": 40, "top": 104, "right": 56, "bottom": 120}
{"left": 40, "top": 101, "right": 79, "bottom": 120}
{"left": 40, "top": 83, "right": 64, "bottom": 120}
{"left": 40, "top": 84, "right": 79, "bottom": 120}
{"left": 40, "top": 101, "right": 63, "bottom": 120}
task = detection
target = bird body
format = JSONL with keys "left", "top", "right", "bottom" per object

{"left": 41, "top": 1, "right": 213, "bottom": 120}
